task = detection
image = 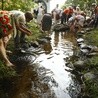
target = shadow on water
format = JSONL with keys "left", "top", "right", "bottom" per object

{"left": 0, "top": 31, "right": 82, "bottom": 98}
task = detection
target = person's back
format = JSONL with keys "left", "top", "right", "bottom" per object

{"left": 41, "top": 13, "right": 52, "bottom": 31}
{"left": 10, "top": 10, "right": 26, "bottom": 25}
{"left": 75, "top": 14, "right": 85, "bottom": 27}
{"left": 76, "top": 14, "right": 85, "bottom": 20}
{"left": 10, "top": 10, "right": 33, "bottom": 48}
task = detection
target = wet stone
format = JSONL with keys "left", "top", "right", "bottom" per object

{"left": 73, "top": 60, "right": 86, "bottom": 70}
{"left": 77, "top": 38, "right": 84, "bottom": 43}
{"left": 11, "top": 54, "right": 36, "bottom": 65}
{"left": 83, "top": 72, "right": 96, "bottom": 81}
{"left": 80, "top": 49, "right": 90, "bottom": 54}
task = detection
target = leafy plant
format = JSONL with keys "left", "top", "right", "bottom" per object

{"left": 0, "top": 60, "right": 16, "bottom": 79}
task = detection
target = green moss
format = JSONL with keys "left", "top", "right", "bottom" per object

{"left": 81, "top": 29, "right": 98, "bottom": 97}
{"left": 84, "top": 80, "right": 98, "bottom": 98}
{"left": 84, "top": 29, "right": 98, "bottom": 46}
{"left": 86, "top": 56, "right": 98, "bottom": 68}
{"left": 0, "top": 60, "right": 16, "bottom": 79}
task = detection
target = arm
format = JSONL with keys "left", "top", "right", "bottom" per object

{"left": 16, "top": 23, "right": 32, "bottom": 36}
{"left": 15, "top": 15, "right": 32, "bottom": 36}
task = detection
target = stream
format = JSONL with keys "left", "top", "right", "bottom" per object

{"left": 0, "top": 31, "right": 82, "bottom": 98}
{"left": 34, "top": 31, "right": 81, "bottom": 98}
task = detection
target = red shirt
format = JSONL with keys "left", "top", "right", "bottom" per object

{"left": 64, "top": 8, "right": 73, "bottom": 15}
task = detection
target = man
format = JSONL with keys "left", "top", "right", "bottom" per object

{"left": 10, "top": 10, "right": 33, "bottom": 48}
{"left": 61, "top": 6, "right": 73, "bottom": 24}
{"left": 41, "top": 13, "right": 52, "bottom": 33}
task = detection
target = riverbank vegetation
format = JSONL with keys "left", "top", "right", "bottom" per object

{"left": 79, "top": 28, "right": 98, "bottom": 98}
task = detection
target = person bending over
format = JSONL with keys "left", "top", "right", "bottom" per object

{"left": 10, "top": 10, "right": 33, "bottom": 48}
{"left": 0, "top": 11, "right": 14, "bottom": 67}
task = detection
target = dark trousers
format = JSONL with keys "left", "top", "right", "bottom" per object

{"left": 61, "top": 12, "right": 72, "bottom": 24}
{"left": 94, "top": 14, "right": 98, "bottom": 28}
{"left": 14, "top": 31, "right": 25, "bottom": 48}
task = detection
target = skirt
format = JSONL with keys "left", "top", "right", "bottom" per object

{"left": 0, "top": 11, "right": 13, "bottom": 38}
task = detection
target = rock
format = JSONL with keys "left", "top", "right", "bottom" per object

{"left": 78, "top": 42, "right": 84, "bottom": 46}
{"left": 83, "top": 72, "right": 96, "bottom": 81}
{"left": 30, "top": 41, "right": 39, "bottom": 48}
{"left": 80, "top": 49, "right": 90, "bottom": 54}
{"left": 90, "top": 46, "right": 98, "bottom": 52}
{"left": 37, "top": 38, "right": 49, "bottom": 44}
{"left": 73, "top": 60, "right": 86, "bottom": 70}
{"left": 77, "top": 38, "right": 84, "bottom": 43}
{"left": 80, "top": 43, "right": 88, "bottom": 49}
{"left": 78, "top": 31, "right": 85, "bottom": 34}
{"left": 86, "top": 28, "right": 93, "bottom": 32}
{"left": 66, "top": 62, "right": 75, "bottom": 69}
{"left": 52, "top": 24, "right": 69, "bottom": 31}
{"left": 87, "top": 52, "right": 98, "bottom": 57}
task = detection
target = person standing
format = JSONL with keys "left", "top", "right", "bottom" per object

{"left": 61, "top": 6, "right": 73, "bottom": 24}
{"left": 41, "top": 13, "right": 52, "bottom": 36}
{"left": 37, "top": 6, "right": 44, "bottom": 25}
{"left": 52, "top": 4, "right": 61, "bottom": 24}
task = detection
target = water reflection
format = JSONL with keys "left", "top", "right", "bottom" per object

{"left": 34, "top": 31, "right": 78, "bottom": 98}
{"left": 0, "top": 31, "right": 80, "bottom": 98}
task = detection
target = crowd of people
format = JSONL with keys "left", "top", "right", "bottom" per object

{"left": 1, "top": 3, "right": 98, "bottom": 67}
{"left": 51, "top": 3, "right": 98, "bottom": 32}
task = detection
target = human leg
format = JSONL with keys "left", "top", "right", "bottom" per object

{"left": 0, "top": 39, "right": 14, "bottom": 67}
{"left": 14, "top": 31, "right": 20, "bottom": 48}
{"left": 3, "top": 34, "right": 12, "bottom": 48}
{"left": 20, "top": 32, "right": 25, "bottom": 43}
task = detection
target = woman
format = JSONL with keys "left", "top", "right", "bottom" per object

{"left": 0, "top": 11, "right": 14, "bottom": 67}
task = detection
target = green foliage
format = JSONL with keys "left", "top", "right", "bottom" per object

{"left": 0, "top": 0, "right": 35, "bottom": 11}
{"left": 84, "top": 80, "right": 98, "bottom": 98}
{"left": 26, "top": 20, "right": 43, "bottom": 41}
{"left": 0, "top": 60, "right": 16, "bottom": 79}
{"left": 65, "top": 0, "right": 97, "bottom": 10}
{"left": 86, "top": 56, "right": 98, "bottom": 67}
{"left": 84, "top": 29, "right": 98, "bottom": 46}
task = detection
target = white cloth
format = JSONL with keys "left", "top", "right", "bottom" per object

{"left": 10, "top": 10, "right": 26, "bottom": 24}
{"left": 10, "top": 10, "right": 26, "bottom": 37}
{"left": 76, "top": 15, "right": 85, "bottom": 27}
{"left": 37, "top": 7, "right": 44, "bottom": 24}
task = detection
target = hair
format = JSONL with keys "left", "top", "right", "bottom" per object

{"left": 25, "top": 11, "right": 33, "bottom": 20}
